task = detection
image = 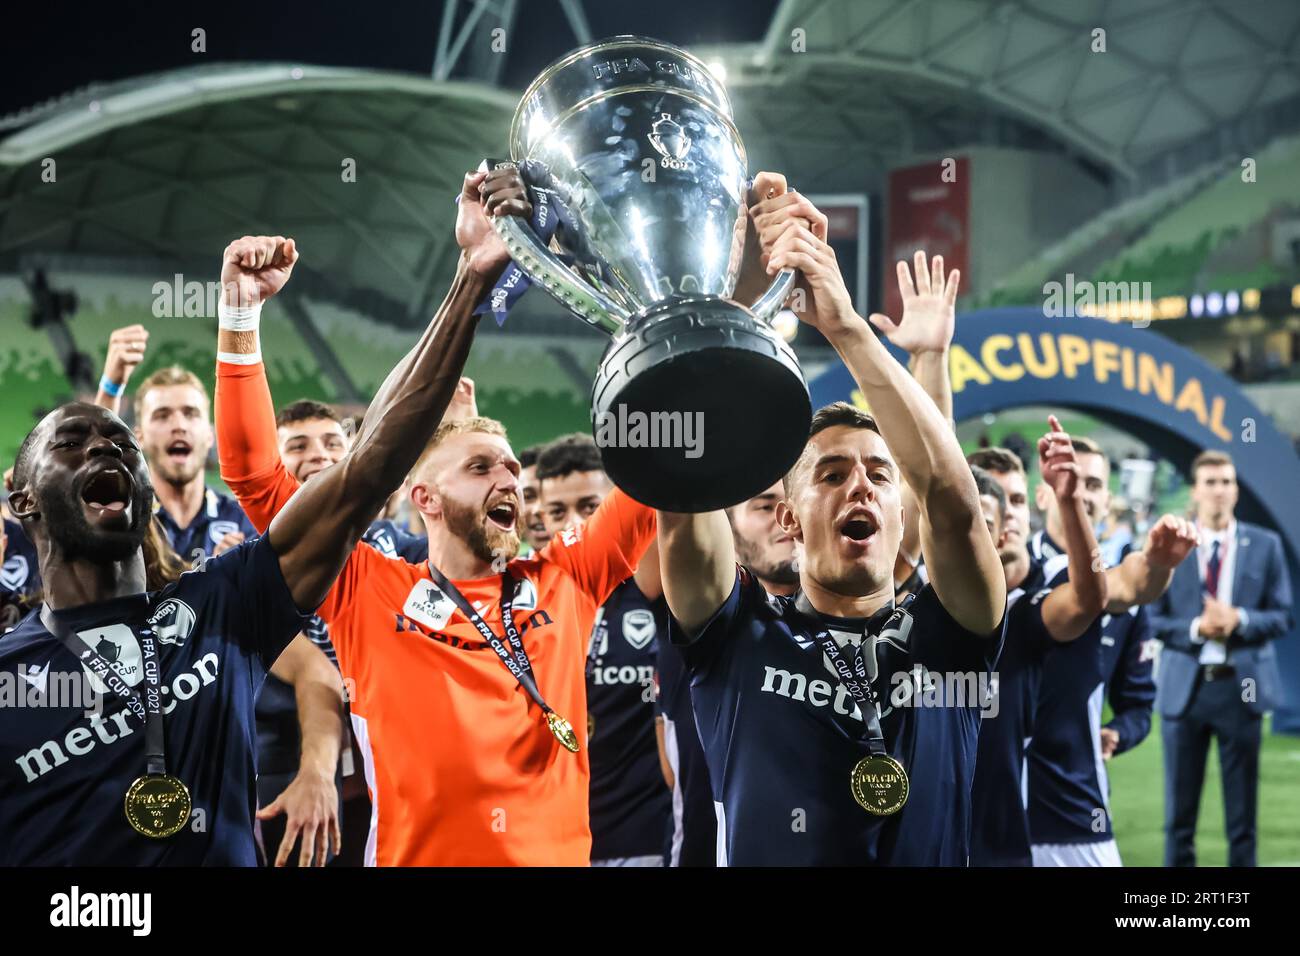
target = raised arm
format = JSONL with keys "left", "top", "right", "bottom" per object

{"left": 250, "top": 168, "right": 530, "bottom": 611}
{"left": 92, "top": 324, "right": 149, "bottom": 416}
{"left": 657, "top": 510, "right": 737, "bottom": 635}
{"left": 1034, "top": 417, "right": 1108, "bottom": 641}
{"left": 1103, "top": 514, "right": 1197, "bottom": 613}
{"left": 873, "top": 252, "right": 959, "bottom": 583}
{"left": 764, "top": 216, "right": 1004, "bottom": 634}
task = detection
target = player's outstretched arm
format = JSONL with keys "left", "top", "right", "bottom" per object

{"left": 1035, "top": 417, "right": 1108, "bottom": 641}
{"left": 259, "top": 634, "right": 344, "bottom": 867}
{"left": 267, "top": 167, "right": 530, "bottom": 612}
{"left": 765, "top": 219, "right": 1004, "bottom": 635}
{"left": 657, "top": 510, "right": 737, "bottom": 636}
{"left": 1104, "top": 514, "right": 1197, "bottom": 613}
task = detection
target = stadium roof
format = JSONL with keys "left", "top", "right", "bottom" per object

{"left": 704, "top": 0, "right": 1300, "bottom": 180}
{"left": 2, "top": 0, "right": 1298, "bottom": 326}
{"left": 0, "top": 63, "right": 517, "bottom": 327}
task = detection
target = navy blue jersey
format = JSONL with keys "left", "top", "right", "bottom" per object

{"left": 362, "top": 519, "right": 428, "bottom": 564}
{"left": 1099, "top": 606, "right": 1156, "bottom": 755}
{"left": 969, "top": 555, "right": 1064, "bottom": 866}
{"left": 655, "top": 633, "right": 716, "bottom": 866}
{"left": 2, "top": 519, "right": 41, "bottom": 633}
{"left": 0, "top": 536, "right": 309, "bottom": 865}
{"left": 673, "top": 568, "right": 1005, "bottom": 866}
{"left": 1026, "top": 601, "right": 1155, "bottom": 845}
{"left": 587, "top": 578, "right": 671, "bottom": 861}
{"left": 155, "top": 487, "right": 257, "bottom": 563}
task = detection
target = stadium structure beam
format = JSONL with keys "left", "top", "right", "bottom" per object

{"left": 557, "top": 0, "right": 594, "bottom": 46}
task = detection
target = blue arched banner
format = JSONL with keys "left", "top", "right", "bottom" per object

{"left": 809, "top": 308, "right": 1300, "bottom": 733}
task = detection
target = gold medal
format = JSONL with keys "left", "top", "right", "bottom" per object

{"left": 587, "top": 712, "right": 596, "bottom": 741}
{"left": 850, "top": 754, "right": 909, "bottom": 815}
{"left": 124, "top": 773, "right": 192, "bottom": 838}
{"left": 547, "top": 712, "right": 580, "bottom": 753}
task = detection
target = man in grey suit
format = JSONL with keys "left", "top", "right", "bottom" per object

{"left": 1149, "top": 449, "right": 1293, "bottom": 866}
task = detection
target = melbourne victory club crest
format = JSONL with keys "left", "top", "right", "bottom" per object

{"left": 649, "top": 112, "right": 692, "bottom": 170}
{"left": 622, "top": 608, "right": 656, "bottom": 649}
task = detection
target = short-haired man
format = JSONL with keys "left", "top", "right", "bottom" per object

{"left": 535, "top": 433, "right": 669, "bottom": 867}
{"left": 130, "top": 366, "right": 256, "bottom": 562}
{"left": 1150, "top": 450, "right": 1293, "bottom": 867}
{"left": 878, "top": 234, "right": 1194, "bottom": 866}
{"left": 654, "top": 480, "right": 801, "bottom": 866}
{"left": 0, "top": 194, "right": 504, "bottom": 862}
{"left": 95, "top": 334, "right": 344, "bottom": 867}
{"left": 1024, "top": 436, "right": 1181, "bottom": 866}
{"left": 658, "top": 187, "right": 1008, "bottom": 865}
{"left": 213, "top": 167, "right": 659, "bottom": 866}
{"left": 274, "top": 398, "right": 428, "bottom": 563}
{"left": 517, "top": 445, "right": 553, "bottom": 554}
{"left": 964, "top": 424, "right": 1112, "bottom": 866}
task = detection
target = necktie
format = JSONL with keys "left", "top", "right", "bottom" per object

{"left": 1204, "top": 539, "right": 1221, "bottom": 598}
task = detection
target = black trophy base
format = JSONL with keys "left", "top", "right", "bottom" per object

{"left": 591, "top": 298, "right": 811, "bottom": 513}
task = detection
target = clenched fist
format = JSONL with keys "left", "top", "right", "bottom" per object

{"left": 221, "top": 235, "right": 299, "bottom": 307}
{"left": 101, "top": 324, "right": 149, "bottom": 388}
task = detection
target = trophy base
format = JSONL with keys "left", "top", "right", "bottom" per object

{"left": 591, "top": 298, "right": 812, "bottom": 512}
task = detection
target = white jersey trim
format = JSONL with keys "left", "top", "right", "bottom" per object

{"left": 663, "top": 714, "right": 686, "bottom": 867}
{"left": 350, "top": 712, "right": 379, "bottom": 868}
{"left": 1031, "top": 839, "right": 1122, "bottom": 867}
{"left": 714, "top": 800, "right": 729, "bottom": 867}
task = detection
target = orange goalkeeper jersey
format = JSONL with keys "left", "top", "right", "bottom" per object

{"left": 215, "top": 361, "right": 656, "bottom": 865}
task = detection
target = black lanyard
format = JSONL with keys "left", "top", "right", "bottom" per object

{"left": 794, "top": 593, "right": 908, "bottom": 757}
{"left": 426, "top": 564, "right": 560, "bottom": 720}
{"left": 41, "top": 602, "right": 169, "bottom": 777}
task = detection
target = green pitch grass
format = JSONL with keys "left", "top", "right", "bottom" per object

{"left": 1106, "top": 716, "right": 1300, "bottom": 866}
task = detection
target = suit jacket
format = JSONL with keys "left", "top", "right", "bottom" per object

{"left": 1148, "top": 520, "right": 1292, "bottom": 717}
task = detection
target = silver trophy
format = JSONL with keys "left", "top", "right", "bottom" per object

{"left": 492, "top": 36, "right": 810, "bottom": 512}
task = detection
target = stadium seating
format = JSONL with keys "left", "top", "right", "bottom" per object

{"left": 981, "top": 133, "right": 1300, "bottom": 306}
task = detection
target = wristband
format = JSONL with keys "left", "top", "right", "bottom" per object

{"left": 99, "top": 376, "right": 124, "bottom": 397}
{"left": 217, "top": 300, "right": 263, "bottom": 332}
{"left": 217, "top": 350, "right": 262, "bottom": 366}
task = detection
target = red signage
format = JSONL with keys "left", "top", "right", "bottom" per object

{"left": 883, "top": 158, "right": 970, "bottom": 319}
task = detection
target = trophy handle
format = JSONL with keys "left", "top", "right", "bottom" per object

{"left": 748, "top": 268, "right": 797, "bottom": 326}
{"left": 491, "top": 214, "right": 628, "bottom": 336}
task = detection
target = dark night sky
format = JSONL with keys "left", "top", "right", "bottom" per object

{"left": 0, "top": 0, "right": 779, "bottom": 118}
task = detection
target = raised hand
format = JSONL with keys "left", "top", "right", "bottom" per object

{"left": 220, "top": 236, "right": 299, "bottom": 307}
{"left": 1143, "top": 514, "right": 1198, "bottom": 571}
{"left": 102, "top": 324, "right": 149, "bottom": 390}
{"left": 734, "top": 172, "right": 819, "bottom": 305}
{"left": 869, "top": 251, "right": 959, "bottom": 355}
{"left": 455, "top": 164, "right": 532, "bottom": 279}
{"left": 765, "top": 219, "right": 857, "bottom": 339}
{"left": 1037, "top": 415, "right": 1080, "bottom": 502}
{"left": 444, "top": 376, "right": 478, "bottom": 423}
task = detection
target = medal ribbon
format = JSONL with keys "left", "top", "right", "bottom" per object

{"left": 794, "top": 593, "right": 903, "bottom": 758}
{"left": 426, "top": 564, "right": 561, "bottom": 721}
{"left": 41, "top": 603, "right": 170, "bottom": 776}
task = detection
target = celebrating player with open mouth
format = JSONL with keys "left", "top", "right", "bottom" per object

{"left": 212, "top": 167, "right": 658, "bottom": 866}
{"left": 656, "top": 190, "right": 1008, "bottom": 865}
{"left": 0, "top": 174, "right": 522, "bottom": 865}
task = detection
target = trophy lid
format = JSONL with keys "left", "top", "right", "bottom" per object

{"left": 509, "top": 35, "right": 734, "bottom": 160}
